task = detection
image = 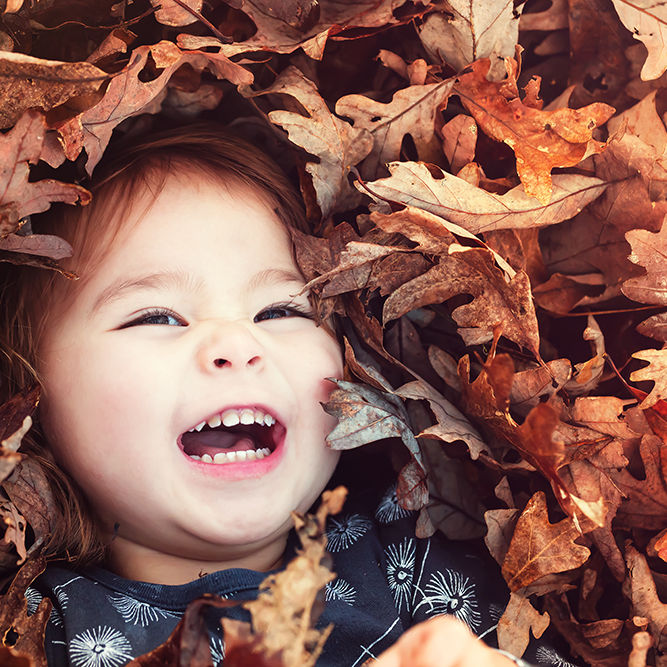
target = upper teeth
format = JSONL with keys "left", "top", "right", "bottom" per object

{"left": 188, "top": 407, "right": 276, "bottom": 432}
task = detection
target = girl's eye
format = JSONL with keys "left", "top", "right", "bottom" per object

{"left": 121, "top": 309, "right": 186, "bottom": 328}
{"left": 254, "top": 303, "right": 313, "bottom": 323}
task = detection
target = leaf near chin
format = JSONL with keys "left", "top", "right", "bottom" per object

{"left": 224, "top": 487, "right": 347, "bottom": 667}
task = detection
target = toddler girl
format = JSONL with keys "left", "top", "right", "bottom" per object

{"left": 1, "top": 123, "right": 563, "bottom": 666}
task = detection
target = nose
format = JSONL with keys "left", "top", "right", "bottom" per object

{"left": 197, "top": 320, "right": 264, "bottom": 374}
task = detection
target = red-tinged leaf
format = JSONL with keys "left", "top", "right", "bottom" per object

{"left": 362, "top": 161, "right": 608, "bottom": 235}
{"left": 0, "top": 556, "right": 50, "bottom": 667}
{"left": 454, "top": 58, "right": 614, "bottom": 204}
{"left": 0, "top": 50, "right": 108, "bottom": 129}
{"left": 396, "top": 458, "right": 428, "bottom": 511}
{"left": 257, "top": 67, "right": 372, "bottom": 218}
{"left": 0, "top": 110, "right": 91, "bottom": 233}
{"left": 501, "top": 491, "right": 591, "bottom": 591}
{"left": 323, "top": 379, "right": 425, "bottom": 469}
{"left": 496, "top": 591, "right": 550, "bottom": 658}
{"left": 55, "top": 41, "right": 253, "bottom": 174}
{"left": 533, "top": 272, "right": 606, "bottom": 314}
{"left": 335, "top": 79, "right": 454, "bottom": 178}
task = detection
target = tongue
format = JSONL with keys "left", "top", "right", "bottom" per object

{"left": 181, "top": 431, "right": 259, "bottom": 457}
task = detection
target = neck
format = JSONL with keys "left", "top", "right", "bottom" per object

{"left": 104, "top": 536, "right": 287, "bottom": 585}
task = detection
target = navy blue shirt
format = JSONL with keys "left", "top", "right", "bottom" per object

{"left": 29, "top": 481, "right": 575, "bottom": 666}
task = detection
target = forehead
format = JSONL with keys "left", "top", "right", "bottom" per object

{"left": 75, "top": 168, "right": 294, "bottom": 279}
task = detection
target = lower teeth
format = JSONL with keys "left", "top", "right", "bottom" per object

{"left": 189, "top": 448, "right": 271, "bottom": 464}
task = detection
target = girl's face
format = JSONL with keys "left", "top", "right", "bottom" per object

{"left": 38, "top": 176, "right": 343, "bottom": 582}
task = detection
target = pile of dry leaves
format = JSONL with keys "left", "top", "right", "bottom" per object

{"left": 0, "top": 0, "right": 665, "bottom": 665}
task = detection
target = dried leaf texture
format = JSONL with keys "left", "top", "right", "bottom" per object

{"left": 0, "top": 1, "right": 665, "bottom": 664}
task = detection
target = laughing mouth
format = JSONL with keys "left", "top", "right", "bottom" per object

{"left": 179, "top": 406, "right": 284, "bottom": 465}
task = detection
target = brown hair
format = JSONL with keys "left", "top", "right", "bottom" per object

{"left": 0, "top": 122, "right": 309, "bottom": 566}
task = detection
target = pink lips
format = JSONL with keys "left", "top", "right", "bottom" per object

{"left": 181, "top": 423, "right": 286, "bottom": 480}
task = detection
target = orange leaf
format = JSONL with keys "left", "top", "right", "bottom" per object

{"left": 501, "top": 491, "right": 590, "bottom": 591}
{"left": 455, "top": 58, "right": 614, "bottom": 203}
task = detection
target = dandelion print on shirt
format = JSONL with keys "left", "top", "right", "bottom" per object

{"left": 536, "top": 646, "right": 579, "bottom": 666}
{"left": 375, "top": 485, "right": 412, "bottom": 523}
{"left": 385, "top": 538, "right": 416, "bottom": 614}
{"left": 326, "top": 514, "right": 373, "bottom": 552}
{"left": 69, "top": 625, "right": 133, "bottom": 667}
{"left": 415, "top": 569, "right": 482, "bottom": 632}
{"left": 325, "top": 578, "right": 357, "bottom": 605}
{"left": 108, "top": 592, "right": 178, "bottom": 627}
{"left": 209, "top": 633, "right": 225, "bottom": 667}
{"left": 25, "top": 586, "right": 64, "bottom": 627}
{"left": 25, "top": 586, "right": 43, "bottom": 615}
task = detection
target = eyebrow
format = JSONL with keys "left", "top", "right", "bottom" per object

{"left": 91, "top": 267, "right": 305, "bottom": 314}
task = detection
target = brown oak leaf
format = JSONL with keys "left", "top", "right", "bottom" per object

{"left": 630, "top": 349, "right": 667, "bottom": 409}
{"left": 335, "top": 80, "right": 453, "bottom": 178}
{"left": 55, "top": 41, "right": 253, "bottom": 174}
{"left": 501, "top": 491, "right": 591, "bottom": 591}
{"left": 637, "top": 313, "right": 667, "bottom": 343}
{"left": 0, "top": 110, "right": 91, "bottom": 234}
{"left": 0, "top": 50, "right": 107, "bottom": 129}
{"left": 323, "top": 379, "right": 425, "bottom": 469}
{"left": 614, "top": 434, "right": 667, "bottom": 530}
{"left": 396, "top": 379, "right": 488, "bottom": 460}
{"left": 0, "top": 556, "right": 51, "bottom": 667}
{"left": 258, "top": 67, "right": 373, "bottom": 218}
{"left": 178, "top": 0, "right": 427, "bottom": 60}
{"left": 417, "top": 2, "right": 526, "bottom": 79}
{"left": 624, "top": 543, "right": 667, "bottom": 654}
{"left": 384, "top": 246, "right": 540, "bottom": 357}
{"left": 362, "top": 161, "right": 608, "bottom": 234}
{"left": 0, "top": 233, "right": 71, "bottom": 261}
{"left": 230, "top": 488, "right": 346, "bottom": 667}
{"left": 454, "top": 58, "right": 614, "bottom": 203}
{"left": 610, "top": 0, "right": 667, "bottom": 80}
{"left": 497, "top": 591, "right": 550, "bottom": 658}
{"left": 149, "top": 0, "right": 203, "bottom": 27}
{"left": 623, "top": 217, "right": 667, "bottom": 307}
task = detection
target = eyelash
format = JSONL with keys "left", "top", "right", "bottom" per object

{"left": 121, "top": 302, "right": 313, "bottom": 328}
